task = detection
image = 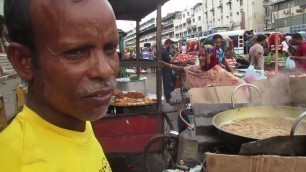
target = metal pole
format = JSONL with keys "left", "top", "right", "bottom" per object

{"left": 156, "top": 3, "right": 162, "bottom": 112}
{"left": 136, "top": 21, "right": 140, "bottom": 76}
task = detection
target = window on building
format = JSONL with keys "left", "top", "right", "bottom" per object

{"left": 198, "top": 27, "right": 202, "bottom": 32}
{"left": 221, "top": 7, "right": 223, "bottom": 13}
{"left": 187, "top": 12, "right": 189, "bottom": 16}
{"left": 205, "top": 0, "right": 208, "bottom": 9}
{"left": 265, "top": 7, "right": 269, "bottom": 16}
{"left": 240, "top": 0, "right": 243, "bottom": 6}
{"left": 183, "top": 14, "right": 185, "bottom": 18}
{"left": 198, "top": 16, "right": 201, "bottom": 21}
{"left": 229, "top": 3, "right": 232, "bottom": 10}
{"left": 193, "top": 19, "right": 195, "bottom": 23}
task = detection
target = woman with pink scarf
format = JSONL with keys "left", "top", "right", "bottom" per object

{"left": 162, "top": 47, "right": 245, "bottom": 89}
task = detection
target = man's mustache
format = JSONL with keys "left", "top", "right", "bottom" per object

{"left": 77, "top": 80, "right": 117, "bottom": 97}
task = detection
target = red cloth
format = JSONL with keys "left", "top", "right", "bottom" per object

{"left": 187, "top": 40, "right": 200, "bottom": 52}
{"left": 294, "top": 42, "right": 306, "bottom": 70}
{"left": 208, "top": 48, "right": 219, "bottom": 70}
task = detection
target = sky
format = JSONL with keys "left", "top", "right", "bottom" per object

{"left": 116, "top": 0, "right": 202, "bottom": 32}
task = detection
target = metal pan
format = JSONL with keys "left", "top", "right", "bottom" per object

{"left": 239, "top": 111, "right": 306, "bottom": 156}
{"left": 212, "top": 84, "right": 306, "bottom": 145}
{"left": 212, "top": 106, "right": 306, "bottom": 144}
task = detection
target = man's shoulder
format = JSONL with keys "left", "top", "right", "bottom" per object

{"left": 301, "top": 42, "right": 306, "bottom": 48}
{"left": 0, "top": 116, "right": 24, "bottom": 143}
{"left": 0, "top": 117, "right": 24, "bottom": 167}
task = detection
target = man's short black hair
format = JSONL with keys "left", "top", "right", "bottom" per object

{"left": 213, "top": 34, "right": 223, "bottom": 40}
{"left": 165, "top": 39, "right": 174, "bottom": 45}
{"left": 4, "top": 0, "right": 34, "bottom": 50}
{"left": 292, "top": 33, "right": 303, "bottom": 40}
{"left": 5, "top": 0, "right": 38, "bottom": 66}
{"left": 256, "top": 34, "right": 266, "bottom": 42}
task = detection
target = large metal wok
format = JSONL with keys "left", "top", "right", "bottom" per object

{"left": 212, "top": 84, "right": 306, "bottom": 145}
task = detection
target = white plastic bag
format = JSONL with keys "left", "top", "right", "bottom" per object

{"left": 285, "top": 57, "right": 296, "bottom": 70}
{"left": 243, "top": 65, "right": 266, "bottom": 83}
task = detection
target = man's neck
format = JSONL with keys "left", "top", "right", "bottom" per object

{"left": 26, "top": 90, "right": 86, "bottom": 132}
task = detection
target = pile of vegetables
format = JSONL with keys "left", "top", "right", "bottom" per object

{"left": 264, "top": 55, "right": 288, "bottom": 65}
{"left": 174, "top": 54, "right": 196, "bottom": 62}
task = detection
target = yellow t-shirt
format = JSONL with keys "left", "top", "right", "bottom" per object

{"left": 0, "top": 106, "right": 111, "bottom": 172}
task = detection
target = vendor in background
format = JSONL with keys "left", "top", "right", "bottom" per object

{"left": 249, "top": 34, "right": 266, "bottom": 70}
{"left": 290, "top": 33, "right": 306, "bottom": 70}
{"left": 208, "top": 34, "right": 234, "bottom": 73}
{"left": 161, "top": 39, "right": 177, "bottom": 104}
{"left": 281, "top": 37, "right": 289, "bottom": 56}
{"left": 162, "top": 47, "right": 245, "bottom": 89}
{"left": 181, "top": 43, "right": 187, "bottom": 54}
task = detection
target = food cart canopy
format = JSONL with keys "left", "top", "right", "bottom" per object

{"left": 109, "top": 0, "right": 169, "bottom": 21}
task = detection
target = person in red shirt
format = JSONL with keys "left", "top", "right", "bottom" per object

{"left": 206, "top": 34, "right": 234, "bottom": 73}
{"left": 291, "top": 33, "right": 306, "bottom": 70}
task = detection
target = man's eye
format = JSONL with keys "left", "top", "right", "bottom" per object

{"left": 104, "top": 43, "right": 118, "bottom": 56}
{"left": 62, "top": 47, "right": 91, "bottom": 60}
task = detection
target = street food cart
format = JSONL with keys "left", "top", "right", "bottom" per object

{"left": 92, "top": 0, "right": 172, "bottom": 157}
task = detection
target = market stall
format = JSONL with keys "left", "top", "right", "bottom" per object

{"left": 92, "top": 0, "right": 171, "bottom": 156}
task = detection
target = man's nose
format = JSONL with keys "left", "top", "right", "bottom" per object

{"left": 88, "top": 50, "right": 115, "bottom": 80}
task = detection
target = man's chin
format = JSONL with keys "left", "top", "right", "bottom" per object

{"left": 80, "top": 104, "right": 110, "bottom": 121}
{"left": 85, "top": 108, "right": 108, "bottom": 121}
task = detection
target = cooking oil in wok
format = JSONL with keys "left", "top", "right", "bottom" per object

{"left": 221, "top": 117, "right": 306, "bottom": 139}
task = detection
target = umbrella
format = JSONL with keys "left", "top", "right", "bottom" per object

{"left": 202, "top": 34, "right": 234, "bottom": 51}
{"left": 268, "top": 32, "right": 283, "bottom": 45}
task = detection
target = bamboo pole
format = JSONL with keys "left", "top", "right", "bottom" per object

{"left": 156, "top": 4, "right": 162, "bottom": 112}
{"left": 275, "top": 36, "right": 279, "bottom": 75}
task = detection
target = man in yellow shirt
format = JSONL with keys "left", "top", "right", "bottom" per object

{"left": 0, "top": 0, "right": 119, "bottom": 171}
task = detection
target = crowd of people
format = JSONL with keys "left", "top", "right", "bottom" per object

{"left": 161, "top": 35, "right": 246, "bottom": 104}
{"left": 160, "top": 31, "right": 306, "bottom": 104}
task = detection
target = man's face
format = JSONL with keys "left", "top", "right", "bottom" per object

{"left": 214, "top": 38, "right": 223, "bottom": 49}
{"left": 30, "top": 0, "right": 119, "bottom": 121}
{"left": 291, "top": 38, "right": 301, "bottom": 45}
{"left": 166, "top": 43, "right": 171, "bottom": 50}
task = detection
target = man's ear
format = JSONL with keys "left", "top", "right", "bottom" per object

{"left": 7, "top": 43, "right": 33, "bottom": 81}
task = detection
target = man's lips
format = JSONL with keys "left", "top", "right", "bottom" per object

{"left": 83, "top": 87, "right": 113, "bottom": 97}
{"left": 82, "top": 87, "right": 114, "bottom": 104}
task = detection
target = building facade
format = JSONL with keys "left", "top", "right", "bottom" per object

{"left": 270, "top": 0, "right": 306, "bottom": 33}
{"left": 124, "top": 29, "right": 136, "bottom": 48}
{"left": 124, "top": 12, "right": 182, "bottom": 48}
{"left": 202, "top": 0, "right": 266, "bottom": 32}
{"left": 162, "top": 12, "right": 181, "bottom": 41}
{"left": 124, "top": 18, "right": 157, "bottom": 48}
{"left": 173, "top": 3, "right": 205, "bottom": 40}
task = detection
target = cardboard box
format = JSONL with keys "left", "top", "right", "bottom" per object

{"left": 189, "top": 77, "right": 306, "bottom": 107}
{"left": 188, "top": 86, "right": 249, "bottom": 105}
{"left": 206, "top": 153, "right": 306, "bottom": 172}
